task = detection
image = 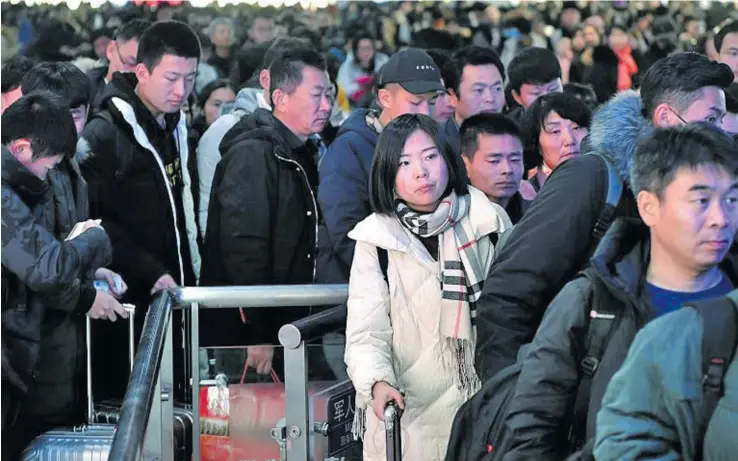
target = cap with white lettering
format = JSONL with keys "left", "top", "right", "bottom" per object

{"left": 378, "top": 48, "right": 444, "bottom": 95}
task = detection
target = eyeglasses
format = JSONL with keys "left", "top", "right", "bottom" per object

{"left": 667, "top": 106, "right": 726, "bottom": 128}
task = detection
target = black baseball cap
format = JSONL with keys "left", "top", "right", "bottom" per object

{"left": 378, "top": 48, "right": 444, "bottom": 95}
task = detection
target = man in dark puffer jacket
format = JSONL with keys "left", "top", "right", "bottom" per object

{"left": 1, "top": 92, "right": 123, "bottom": 460}
{"left": 200, "top": 47, "right": 332, "bottom": 376}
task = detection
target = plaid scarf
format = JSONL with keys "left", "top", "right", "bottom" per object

{"left": 395, "top": 191, "right": 492, "bottom": 393}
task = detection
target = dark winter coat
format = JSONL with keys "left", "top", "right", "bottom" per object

{"left": 501, "top": 219, "right": 738, "bottom": 461}
{"left": 80, "top": 72, "right": 200, "bottom": 302}
{"left": 200, "top": 108, "right": 319, "bottom": 346}
{"left": 316, "top": 109, "right": 379, "bottom": 284}
{"left": 1, "top": 144, "right": 111, "bottom": 396}
{"left": 443, "top": 116, "right": 462, "bottom": 157}
{"left": 474, "top": 91, "right": 649, "bottom": 381}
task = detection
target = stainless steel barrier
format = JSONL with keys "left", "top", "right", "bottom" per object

{"left": 147, "top": 284, "right": 349, "bottom": 461}
{"left": 109, "top": 291, "right": 174, "bottom": 461}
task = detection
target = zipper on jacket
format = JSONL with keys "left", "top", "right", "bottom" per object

{"left": 273, "top": 149, "right": 319, "bottom": 283}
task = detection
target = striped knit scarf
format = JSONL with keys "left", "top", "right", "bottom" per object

{"left": 395, "top": 191, "right": 488, "bottom": 393}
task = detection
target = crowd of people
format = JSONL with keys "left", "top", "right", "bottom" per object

{"left": 2, "top": 1, "right": 738, "bottom": 460}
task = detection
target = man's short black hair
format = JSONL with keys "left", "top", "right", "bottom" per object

{"left": 370, "top": 114, "right": 468, "bottom": 215}
{"left": 21, "top": 62, "right": 92, "bottom": 108}
{"left": 461, "top": 113, "right": 523, "bottom": 159}
{"left": 269, "top": 46, "right": 326, "bottom": 97}
{"left": 521, "top": 92, "right": 592, "bottom": 169}
{"left": 137, "top": 20, "right": 201, "bottom": 72}
{"left": 507, "top": 47, "right": 562, "bottom": 94}
{"left": 425, "top": 49, "right": 452, "bottom": 91}
{"left": 114, "top": 18, "right": 152, "bottom": 43}
{"left": 446, "top": 46, "right": 505, "bottom": 96}
{"left": 2, "top": 91, "right": 77, "bottom": 160}
{"left": 563, "top": 82, "right": 599, "bottom": 111}
{"left": 715, "top": 21, "right": 738, "bottom": 54}
{"left": 631, "top": 123, "right": 738, "bottom": 198}
{"left": 1, "top": 55, "right": 35, "bottom": 94}
{"left": 640, "top": 52, "right": 734, "bottom": 120}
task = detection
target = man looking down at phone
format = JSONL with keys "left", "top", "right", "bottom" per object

{"left": 1, "top": 91, "right": 128, "bottom": 460}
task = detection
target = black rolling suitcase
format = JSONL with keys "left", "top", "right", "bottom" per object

{"left": 384, "top": 401, "right": 403, "bottom": 461}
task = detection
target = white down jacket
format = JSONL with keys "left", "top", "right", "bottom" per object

{"left": 345, "top": 187, "right": 512, "bottom": 461}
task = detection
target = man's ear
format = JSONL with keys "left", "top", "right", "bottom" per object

{"left": 9, "top": 139, "right": 33, "bottom": 162}
{"left": 106, "top": 40, "right": 116, "bottom": 63}
{"left": 271, "top": 88, "right": 287, "bottom": 112}
{"left": 462, "top": 153, "right": 473, "bottom": 173}
{"left": 512, "top": 89, "right": 524, "bottom": 107}
{"left": 135, "top": 63, "right": 150, "bottom": 84}
{"left": 652, "top": 103, "right": 674, "bottom": 128}
{"left": 636, "top": 189, "right": 659, "bottom": 227}
{"left": 377, "top": 88, "right": 392, "bottom": 110}
{"left": 259, "top": 69, "right": 270, "bottom": 92}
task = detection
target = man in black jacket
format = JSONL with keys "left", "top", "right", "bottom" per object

{"left": 1, "top": 92, "right": 125, "bottom": 459}
{"left": 475, "top": 52, "right": 736, "bottom": 382}
{"left": 500, "top": 124, "right": 738, "bottom": 460}
{"left": 87, "top": 18, "right": 152, "bottom": 111}
{"left": 81, "top": 21, "right": 202, "bottom": 401}
{"left": 200, "top": 47, "right": 333, "bottom": 375}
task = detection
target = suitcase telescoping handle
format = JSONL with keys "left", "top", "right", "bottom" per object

{"left": 85, "top": 302, "right": 136, "bottom": 425}
{"left": 384, "top": 400, "right": 403, "bottom": 461}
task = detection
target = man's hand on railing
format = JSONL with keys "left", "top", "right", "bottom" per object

{"left": 151, "top": 273, "right": 178, "bottom": 295}
{"left": 246, "top": 345, "right": 274, "bottom": 375}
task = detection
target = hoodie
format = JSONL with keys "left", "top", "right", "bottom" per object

{"left": 475, "top": 90, "right": 649, "bottom": 381}
{"left": 199, "top": 108, "right": 319, "bottom": 347}
{"left": 316, "top": 109, "right": 381, "bottom": 284}
{"left": 80, "top": 73, "right": 200, "bottom": 402}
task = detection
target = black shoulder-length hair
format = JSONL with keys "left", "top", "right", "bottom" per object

{"left": 369, "top": 114, "right": 468, "bottom": 215}
{"left": 520, "top": 92, "right": 592, "bottom": 169}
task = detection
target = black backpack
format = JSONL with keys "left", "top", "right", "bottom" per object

{"left": 443, "top": 271, "right": 619, "bottom": 461}
{"left": 686, "top": 290, "right": 738, "bottom": 460}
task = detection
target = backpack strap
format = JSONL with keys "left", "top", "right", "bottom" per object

{"left": 687, "top": 290, "right": 738, "bottom": 460}
{"left": 570, "top": 272, "right": 620, "bottom": 451}
{"left": 377, "top": 247, "right": 389, "bottom": 283}
{"left": 591, "top": 153, "right": 624, "bottom": 243}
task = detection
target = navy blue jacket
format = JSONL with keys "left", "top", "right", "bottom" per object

{"left": 443, "top": 116, "right": 462, "bottom": 157}
{"left": 316, "top": 109, "right": 379, "bottom": 284}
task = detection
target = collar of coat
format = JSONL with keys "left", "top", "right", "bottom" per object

{"left": 349, "top": 186, "right": 512, "bottom": 266}
{"left": 589, "top": 218, "right": 738, "bottom": 305}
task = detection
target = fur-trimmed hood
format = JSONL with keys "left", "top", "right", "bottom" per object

{"left": 587, "top": 90, "right": 653, "bottom": 186}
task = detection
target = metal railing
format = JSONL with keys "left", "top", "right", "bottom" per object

{"left": 108, "top": 284, "right": 349, "bottom": 461}
{"left": 108, "top": 291, "right": 174, "bottom": 461}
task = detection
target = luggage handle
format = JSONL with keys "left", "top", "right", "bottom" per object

{"left": 86, "top": 303, "right": 136, "bottom": 425}
{"left": 384, "top": 400, "right": 403, "bottom": 460}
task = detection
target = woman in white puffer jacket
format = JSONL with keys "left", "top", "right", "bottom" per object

{"left": 344, "top": 114, "right": 512, "bottom": 461}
